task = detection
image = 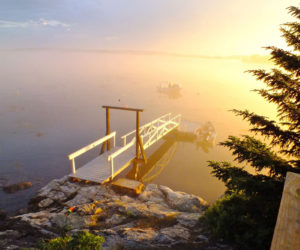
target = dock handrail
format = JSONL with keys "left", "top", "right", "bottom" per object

{"left": 108, "top": 137, "right": 136, "bottom": 179}
{"left": 121, "top": 113, "right": 171, "bottom": 146}
{"left": 68, "top": 131, "right": 116, "bottom": 174}
{"left": 142, "top": 114, "right": 181, "bottom": 148}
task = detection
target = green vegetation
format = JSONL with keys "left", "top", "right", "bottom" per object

{"left": 201, "top": 6, "right": 300, "bottom": 249}
{"left": 38, "top": 231, "right": 105, "bottom": 250}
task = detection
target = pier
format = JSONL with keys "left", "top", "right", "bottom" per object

{"left": 68, "top": 106, "right": 181, "bottom": 183}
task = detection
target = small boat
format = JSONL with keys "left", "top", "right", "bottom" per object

{"left": 157, "top": 81, "right": 182, "bottom": 91}
{"left": 194, "top": 122, "right": 216, "bottom": 143}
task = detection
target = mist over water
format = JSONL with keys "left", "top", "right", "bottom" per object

{"left": 0, "top": 50, "right": 276, "bottom": 214}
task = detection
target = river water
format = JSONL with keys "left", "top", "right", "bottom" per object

{"left": 0, "top": 50, "right": 276, "bottom": 214}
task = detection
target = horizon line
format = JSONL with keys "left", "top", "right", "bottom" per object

{"left": 0, "top": 48, "right": 271, "bottom": 62}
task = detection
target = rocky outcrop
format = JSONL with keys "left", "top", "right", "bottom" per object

{"left": 0, "top": 176, "right": 231, "bottom": 249}
{"left": 2, "top": 182, "right": 32, "bottom": 193}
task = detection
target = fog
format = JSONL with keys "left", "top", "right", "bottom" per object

{"left": 0, "top": 50, "right": 277, "bottom": 213}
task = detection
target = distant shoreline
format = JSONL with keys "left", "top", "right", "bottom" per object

{"left": 0, "top": 48, "right": 271, "bottom": 64}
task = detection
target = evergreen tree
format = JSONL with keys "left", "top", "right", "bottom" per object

{"left": 201, "top": 6, "right": 300, "bottom": 249}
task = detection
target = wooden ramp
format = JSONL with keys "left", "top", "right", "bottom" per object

{"left": 271, "top": 171, "right": 300, "bottom": 250}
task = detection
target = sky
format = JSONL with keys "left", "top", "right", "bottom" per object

{"left": 0, "top": 0, "right": 298, "bottom": 56}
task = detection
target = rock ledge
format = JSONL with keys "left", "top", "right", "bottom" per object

{"left": 0, "top": 176, "right": 231, "bottom": 249}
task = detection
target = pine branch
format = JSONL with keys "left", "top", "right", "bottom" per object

{"left": 265, "top": 46, "right": 300, "bottom": 75}
{"left": 231, "top": 109, "right": 300, "bottom": 157}
{"left": 288, "top": 6, "right": 300, "bottom": 19}
{"left": 219, "top": 135, "right": 296, "bottom": 178}
{"left": 207, "top": 161, "right": 283, "bottom": 197}
{"left": 247, "top": 69, "right": 300, "bottom": 101}
{"left": 254, "top": 89, "right": 300, "bottom": 125}
{"left": 280, "top": 25, "right": 300, "bottom": 51}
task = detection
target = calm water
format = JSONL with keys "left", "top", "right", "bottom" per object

{"left": 0, "top": 50, "right": 276, "bottom": 214}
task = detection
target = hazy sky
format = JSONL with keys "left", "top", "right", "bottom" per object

{"left": 0, "top": 0, "right": 297, "bottom": 55}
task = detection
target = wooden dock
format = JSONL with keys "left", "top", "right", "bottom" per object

{"left": 68, "top": 109, "right": 181, "bottom": 184}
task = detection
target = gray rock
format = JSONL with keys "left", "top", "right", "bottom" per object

{"left": 64, "top": 193, "right": 91, "bottom": 207}
{"left": 77, "top": 186, "right": 103, "bottom": 200}
{"left": 51, "top": 213, "right": 99, "bottom": 229}
{"left": 0, "top": 230, "right": 21, "bottom": 239}
{"left": 59, "top": 181, "right": 79, "bottom": 198}
{"left": 159, "top": 185, "right": 208, "bottom": 212}
{"left": 146, "top": 202, "right": 179, "bottom": 219}
{"left": 177, "top": 212, "right": 202, "bottom": 227}
{"left": 196, "top": 234, "right": 209, "bottom": 242}
{"left": 13, "top": 211, "right": 54, "bottom": 229}
{"left": 38, "top": 198, "right": 54, "bottom": 208}
{"left": 5, "top": 175, "right": 215, "bottom": 249}
{"left": 120, "top": 195, "right": 134, "bottom": 203}
{"left": 37, "top": 179, "right": 61, "bottom": 197}
{"left": 122, "top": 227, "right": 158, "bottom": 242}
{"left": 3, "top": 245, "right": 20, "bottom": 250}
{"left": 157, "top": 224, "right": 190, "bottom": 242}
{"left": 102, "top": 234, "right": 124, "bottom": 250}
{"left": 105, "top": 214, "right": 126, "bottom": 226}
{"left": 110, "top": 222, "right": 135, "bottom": 233}
{"left": 77, "top": 203, "right": 96, "bottom": 215}
{"left": 138, "top": 184, "right": 166, "bottom": 204}
{"left": 46, "top": 190, "right": 66, "bottom": 202}
{"left": 125, "top": 202, "right": 148, "bottom": 217}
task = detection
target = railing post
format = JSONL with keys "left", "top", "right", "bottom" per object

{"left": 113, "top": 135, "right": 116, "bottom": 148}
{"left": 136, "top": 111, "right": 140, "bottom": 159}
{"left": 123, "top": 137, "right": 126, "bottom": 146}
{"left": 71, "top": 159, "right": 76, "bottom": 174}
{"left": 110, "top": 157, "right": 114, "bottom": 179}
{"left": 106, "top": 107, "right": 111, "bottom": 151}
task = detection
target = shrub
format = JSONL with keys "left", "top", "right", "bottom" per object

{"left": 38, "top": 231, "right": 105, "bottom": 250}
{"left": 200, "top": 193, "right": 273, "bottom": 249}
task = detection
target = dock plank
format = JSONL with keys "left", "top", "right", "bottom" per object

{"left": 69, "top": 146, "right": 136, "bottom": 183}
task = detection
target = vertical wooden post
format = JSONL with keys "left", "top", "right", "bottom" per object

{"left": 100, "top": 107, "right": 111, "bottom": 154}
{"left": 136, "top": 111, "right": 140, "bottom": 159}
{"left": 134, "top": 111, "right": 140, "bottom": 180}
{"left": 71, "top": 159, "right": 76, "bottom": 174}
{"left": 106, "top": 107, "right": 111, "bottom": 151}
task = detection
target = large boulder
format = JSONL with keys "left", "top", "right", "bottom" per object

{"left": 138, "top": 184, "right": 166, "bottom": 204}
{"left": 159, "top": 185, "right": 208, "bottom": 212}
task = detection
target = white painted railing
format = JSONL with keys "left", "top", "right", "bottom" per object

{"left": 107, "top": 113, "right": 181, "bottom": 180}
{"left": 107, "top": 137, "right": 136, "bottom": 179}
{"left": 142, "top": 114, "right": 181, "bottom": 149}
{"left": 121, "top": 113, "right": 171, "bottom": 146}
{"left": 68, "top": 131, "right": 116, "bottom": 174}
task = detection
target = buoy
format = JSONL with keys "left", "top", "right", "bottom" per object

{"left": 65, "top": 206, "right": 77, "bottom": 216}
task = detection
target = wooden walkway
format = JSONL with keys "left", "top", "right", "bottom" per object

{"left": 69, "top": 146, "right": 135, "bottom": 183}
{"left": 68, "top": 113, "right": 181, "bottom": 183}
{"left": 271, "top": 171, "right": 300, "bottom": 249}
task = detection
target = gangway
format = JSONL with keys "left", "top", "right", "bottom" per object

{"left": 68, "top": 108, "right": 181, "bottom": 183}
